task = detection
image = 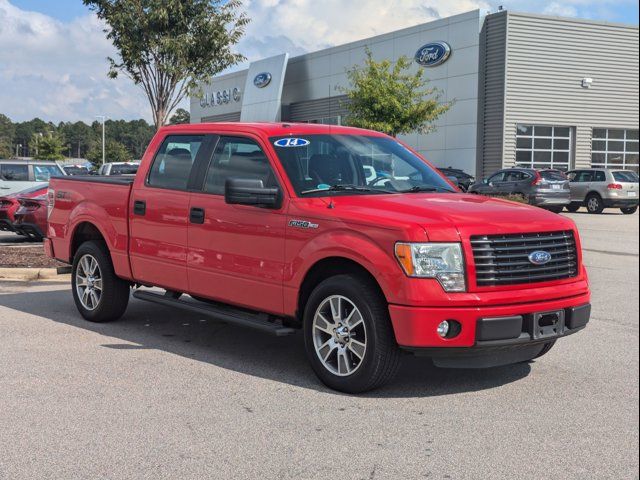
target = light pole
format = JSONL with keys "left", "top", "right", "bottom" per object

{"left": 15, "top": 143, "right": 22, "bottom": 158}
{"left": 96, "top": 115, "right": 106, "bottom": 165}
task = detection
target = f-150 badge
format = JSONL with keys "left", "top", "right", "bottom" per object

{"left": 288, "top": 219, "right": 319, "bottom": 229}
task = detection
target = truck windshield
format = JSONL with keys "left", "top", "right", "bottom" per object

{"left": 270, "top": 134, "right": 455, "bottom": 196}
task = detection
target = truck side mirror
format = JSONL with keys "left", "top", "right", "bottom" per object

{"left": 225, "top": 178, "right": 281, "bottom": 208}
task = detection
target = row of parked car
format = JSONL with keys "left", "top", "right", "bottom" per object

{"left": 441, "top": 166, "right": 638, "bottom": 215}
{"left": 1, "top": 159, "right": 141, "bottom": 241}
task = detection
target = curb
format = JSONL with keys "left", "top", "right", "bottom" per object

{"left": 0, "top": 267, "right": 69, "bottom": 282}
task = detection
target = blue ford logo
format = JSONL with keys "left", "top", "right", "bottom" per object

{"left": 253, "top": 72, "right": 272, "bottom": 88}
{"left": 414, "top": 41, "right": 451, "bottom": 67}
{"left": 528, "top": 251, "right": 552, "bottom": 265}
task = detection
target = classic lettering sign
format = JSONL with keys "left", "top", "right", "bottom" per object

{"left": 199, "top": 87, "right": 242, "bottom": 108}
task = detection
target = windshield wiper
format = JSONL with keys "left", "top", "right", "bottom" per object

{"left": 398, "top": 185, "right": 455, "bottom": 193}
{"left": 300, "top": 184, "right": 390, "bottom": 195}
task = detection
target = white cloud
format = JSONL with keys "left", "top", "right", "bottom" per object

{"left": 542, "top": 2, "right": 579, "bottom": 17}
{"left": 0, "top": 0, "right": 150, "bottom": 123}
{"left": 0, "top": 0, "right": 636, "bottom": 122}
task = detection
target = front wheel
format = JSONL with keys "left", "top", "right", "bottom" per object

{"left": 303, "top": 274, "right": 401, "bottom": 393}
{"left": 72, "top": 240, "right": 130, "bottom": 322}
{"left": 621, "top": 206, "right": 638, "bottom": 215}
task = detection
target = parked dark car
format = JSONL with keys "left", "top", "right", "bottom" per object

{"left": 12, "top": 194, "right": 48, "bottom": 241}
{"left": 437, "top": 167, "right": 475, "bottom": 192}
{"left": 468, "top": 168, "right": 570, "bottom": 212}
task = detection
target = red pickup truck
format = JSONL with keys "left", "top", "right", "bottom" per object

{"left": 46, "top": 123, "right": 591, "bottom": 392}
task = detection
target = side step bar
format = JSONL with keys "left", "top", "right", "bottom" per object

{"left": 132, "top": 290, "right": 296, "bottom": 336}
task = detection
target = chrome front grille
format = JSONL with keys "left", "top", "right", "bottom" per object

{"left": 471, "top": 231, "right": 578, "bottom": 287}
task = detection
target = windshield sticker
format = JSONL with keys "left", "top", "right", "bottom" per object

{"left": 274, "top": 138, "right": 310, "bottom": 148}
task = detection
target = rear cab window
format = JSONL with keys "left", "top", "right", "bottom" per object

{"left": 147, "top": 135, "right": 204, "bottom": 190}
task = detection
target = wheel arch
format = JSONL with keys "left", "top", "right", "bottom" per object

{"left": 297, "top": 256, "right": 387, "bottom": 320}
{"left": 70, "top": 221, "right": 107, "bottom": 260}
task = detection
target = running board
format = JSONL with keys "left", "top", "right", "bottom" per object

{"left": 132, "top": 290, "right": 296, "bottom": 336}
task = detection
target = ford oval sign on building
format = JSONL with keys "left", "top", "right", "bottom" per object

{"left": 253, "top": 72, "right": 272, "bottom": 88}
{"left": 414, "top": 42, "right": 451, "bottom": 67}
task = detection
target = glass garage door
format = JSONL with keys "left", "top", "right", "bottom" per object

{"left": 591, "top": 129, "right": 639, "bottom": 173}
{"left": 515, "top": 125, "right": 572, "bottom": 171}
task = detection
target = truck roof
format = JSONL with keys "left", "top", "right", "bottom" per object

{"left": 157, "top": 122, "right": 388, "bottom": 138}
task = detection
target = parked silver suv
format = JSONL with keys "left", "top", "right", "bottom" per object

{"left": 566, "top": 169, "right": 639, "bottom": 214}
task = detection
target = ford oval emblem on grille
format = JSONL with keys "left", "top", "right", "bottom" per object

{"left": 253, "top": 72, "right": 272, "bottom": 88}
{"left": 528, "top": 251, "right": 552, "bottom": 265}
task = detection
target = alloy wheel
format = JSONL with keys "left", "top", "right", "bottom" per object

{"left": 75, "top": 254, "right": 102, "bottom": 311}
{"left": 312, "top": 295, "right": 367, "bottom": 376}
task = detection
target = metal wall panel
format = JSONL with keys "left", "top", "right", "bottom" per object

{"left": 286, "top": 96, "right": 351, "bottom": 122}
{"left": 477, "top": 11, "right": 507, "bottom": 178}
{"left": 201, "top": 112, "right": 242, "bottom": 123}
{"left": 502, "top": 13, "right": 639, "bottom": 170}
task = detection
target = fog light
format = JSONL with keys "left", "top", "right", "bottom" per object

{"left": 437, "top": 320, "right": 450, "bottom": 338}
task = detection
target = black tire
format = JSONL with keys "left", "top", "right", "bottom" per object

{"left": 621, "top": 206, "right": 638, "bottom": 215}
{"left": 545, "top": 206, "right": 564, "bottom": 214}
{"left": 586, "top": 193, "right": 604, "bottom": 214}
{"left": 534, "top": 340, "right": 556, "bottom": 359}
{"left": 71, "top": 240, "right": 130, "bottom": 322}
{"left": 565, "top": 204, "right": 581, "bottom": 213}
{"left": 303, "top": 274, "right": 401, "bottom": 393}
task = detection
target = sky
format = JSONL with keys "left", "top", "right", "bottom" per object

{"left": 1, "top": 0, "right": 638, "bottom": 124}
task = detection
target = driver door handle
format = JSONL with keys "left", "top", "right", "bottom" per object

{"left": 190, "top": 207, "right": 205, "bottom": 224}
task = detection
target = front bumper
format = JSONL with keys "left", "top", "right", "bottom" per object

{"left": 389, "top": 293, "right": 590, "bottom": 366}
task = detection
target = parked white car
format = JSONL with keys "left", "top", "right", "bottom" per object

{"left": 97, "top": 162, "right": 140, "bottom": 176}
{"left": 0, "top": 159, "right": 65, "bottom": 196}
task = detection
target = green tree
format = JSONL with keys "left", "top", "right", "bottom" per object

{"left": 169, "top": 108, "right": 190, "bottom": 125}
{"left": 87, "top": 139, "right": 131, "bottom": 167}
{"left": 0, "top": 114, "right": 15, "bottom": 158}
{"left": 33, "top": 132, "right": 66, "bottom": 160}
{"left": 339, "top": 49, "right": 452, "bottom": 137}
{"left": 84, "top": 0, "right": 249, "bottom": 128}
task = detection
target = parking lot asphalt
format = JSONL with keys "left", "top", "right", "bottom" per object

{"left": 0, "top": 210, "right": 638, "bottom": 480}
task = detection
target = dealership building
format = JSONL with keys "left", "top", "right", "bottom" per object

{"left": 190, "top": 9, "right": 639, "bottom": 177}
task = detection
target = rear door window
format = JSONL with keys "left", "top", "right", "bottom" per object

{"left": 0, "top": 164, "right": 29, "bottom": 181}
{"left": 593, "top": 171, "right": 606, "bottom": 182}
{"left": 573, "top": 171, "right": 593, "bottom": 183}
{"left": 147, "top": 135, "right": 204, "bottom": 190}
{"left": 488, "top": 172, "right": 506, "bottom": 183}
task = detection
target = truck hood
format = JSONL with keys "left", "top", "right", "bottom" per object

{"left": 320, "top": 193, "right": 576, "bottom": 241}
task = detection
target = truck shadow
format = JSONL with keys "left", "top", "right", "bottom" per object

{"left": 0, "top": 287, "right": 531, "bottom": 399}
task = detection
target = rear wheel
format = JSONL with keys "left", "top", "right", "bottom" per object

{"left": 72, "top": 240, "right": 130, "bottom": 322}
{"left": 586, "top": 194, "right": 604, "bottom": 214}
{"left": 621, "top": 206, "right": 638, "bottom": 215}
{"left": 303, "top": 274, "right": 401, "bottom": 393}
{"left": 565, "top": 204, "right": 581, "bottom": 213}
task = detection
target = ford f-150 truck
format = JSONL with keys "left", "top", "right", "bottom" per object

{"left": 46, "top": 123, "right": 591, "bottom": 393}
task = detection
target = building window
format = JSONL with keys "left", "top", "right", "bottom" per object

{"left": 303, "top": 116, "right": 342, "bottom": 125}
{"left": 515, "top": 125, "right": 572, "bottom": 171}
{"left": 592, "top": 128, "right": 639, "bottom": 173}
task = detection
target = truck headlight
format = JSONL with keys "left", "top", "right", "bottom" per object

{"left": 394, "top": 242, "right": 466, "bottom": 292}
